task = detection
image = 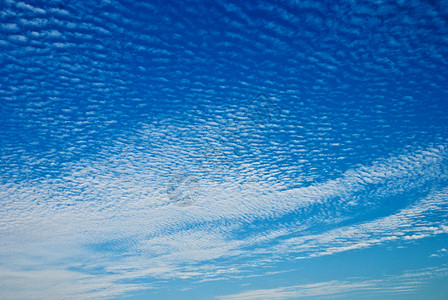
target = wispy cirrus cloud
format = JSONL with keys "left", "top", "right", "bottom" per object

{"left": 1, "top": 139, "right": 447, "bottom": 298}
{"left": 217, "top": 266, "right": 448, "bottom": 300}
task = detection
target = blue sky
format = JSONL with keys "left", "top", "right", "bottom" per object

{"left": 1, "top": 0, "right": 448, "bottom": 299}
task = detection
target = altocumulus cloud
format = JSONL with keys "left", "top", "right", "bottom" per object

{"left": 1, "top": 0, "right": 448, "bottom": 299}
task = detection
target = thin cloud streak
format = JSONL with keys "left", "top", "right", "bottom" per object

{"left": 217, "top": 266, "right": 448, "bottom": 300}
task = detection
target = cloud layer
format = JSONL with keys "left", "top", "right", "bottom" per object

{"left": 1, "top": 0, "right": 447, "bottom": 299}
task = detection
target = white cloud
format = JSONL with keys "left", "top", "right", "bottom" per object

{"left": 1, "top": 0, "right": 447, "bottom": 298}
{"left": 430, "top": 248, "right": 448, "bottom": 258}
{"left": 217, "top": 266, "right": 448, "bottom": 300}
{"left": 1, "top": 141, "right": 447, "bottom": 298}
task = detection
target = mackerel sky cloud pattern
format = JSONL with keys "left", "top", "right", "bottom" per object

{"left": 1, "top": 0, "right": 447, "bottom": 299}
